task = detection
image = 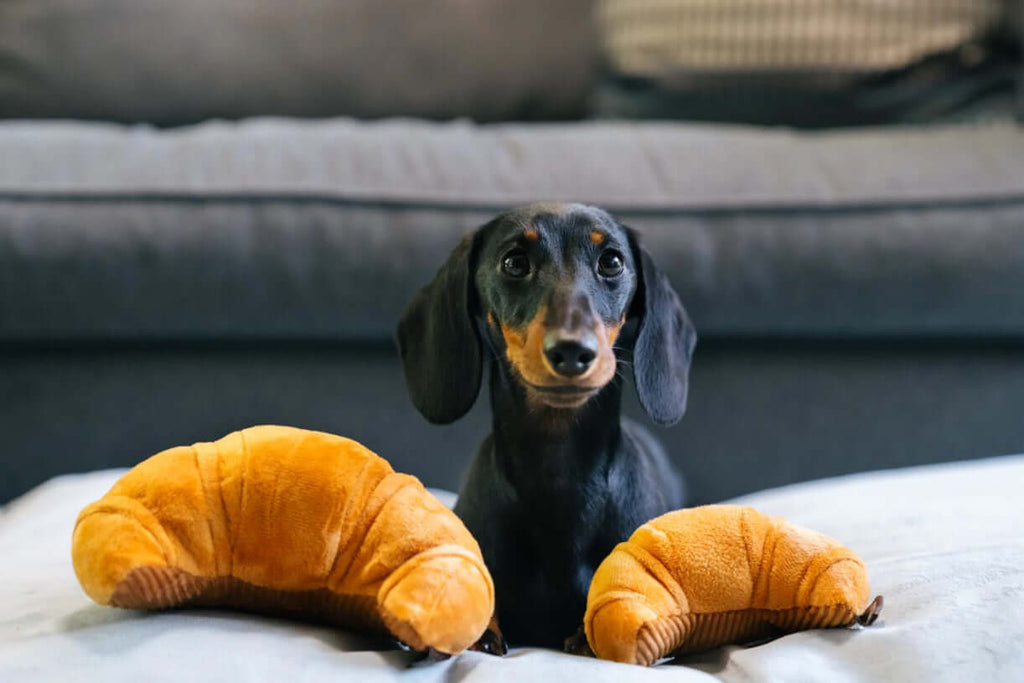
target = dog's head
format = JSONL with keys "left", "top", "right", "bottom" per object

{"left": 396, "top": 202, "right": 696, "bottom": 425}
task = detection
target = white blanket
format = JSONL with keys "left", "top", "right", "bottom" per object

{"left": 2, "top": 456, "right": 1022, "bottom": 682}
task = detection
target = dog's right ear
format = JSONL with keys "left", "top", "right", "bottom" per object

{"left": 625, "top": 227, "right": 698, "bottom": 427}
{"left": 396, "top": 233, "right": 482, "bottom": 424}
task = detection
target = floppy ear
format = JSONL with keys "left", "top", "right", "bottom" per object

{"left": 626, "top": 229, "right": 698, "bottom": 426}
{"left": 396, "top": 233, "right": 482, "bottom": 424}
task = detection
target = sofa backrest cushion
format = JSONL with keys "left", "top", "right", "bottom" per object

{"left": 4, "top": 118, "right": 1024, "bottom": 342}
{"left": 0, "top": 0, "right": 597, "bottom": 125}
{"left": 598, "top": 0, "right": 1004, "bottom": 75}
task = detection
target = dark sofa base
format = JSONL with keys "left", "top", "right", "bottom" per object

{"left": 4, "top": 339, "right": 1023, "bottom": 505}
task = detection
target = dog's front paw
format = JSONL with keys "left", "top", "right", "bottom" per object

{"left": 406, "top": 647, "right": 452, "bottom": 666}
{"left": 563, "top": 626, "right": 594, "bottom": 657}
{"left": 470, "top": 618, "right": 508, "bottom": 656}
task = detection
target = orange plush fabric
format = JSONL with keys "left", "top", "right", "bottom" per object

{"left": 584, "top": 504, "right": 880, "bottom": 665}
{"left": 71, "top": 425, "right": 494, "bottom": 655}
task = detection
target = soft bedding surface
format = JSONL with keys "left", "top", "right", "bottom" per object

{"left": 1, "top": 455, "right": 1021, "bottom": 682}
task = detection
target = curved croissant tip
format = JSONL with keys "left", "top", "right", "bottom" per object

{"left": 857, "top": 595, "right": 884, "bottom": 626}
{"left": 378, "top": 549, "right": 495, "bottom": 655}
{"left": 586, "top": 597, "right": 661, "bottom": 666}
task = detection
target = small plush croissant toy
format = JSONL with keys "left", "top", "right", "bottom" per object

{"left": 584, "top": 505, "right": 882, "bottom": 665}
{"left": 71, "top": 425, "right": 495, "bottom": 656}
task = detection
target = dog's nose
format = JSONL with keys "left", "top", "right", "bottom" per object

{"left": 543, "top": 331, "right": 599, "bottom": 377}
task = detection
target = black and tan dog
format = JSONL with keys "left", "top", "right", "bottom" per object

{"left": 397, "top": 202, "right": 696, "bottom": 651}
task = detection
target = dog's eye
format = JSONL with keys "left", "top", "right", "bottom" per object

{"left": 597, "top": 250, "right": 625, "bottom": 278}
{"left": 501, "top": 249, "right": 531, "bottom": 278}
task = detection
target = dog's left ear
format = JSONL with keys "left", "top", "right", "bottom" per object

{"left": 396, "top": 232, "right": 482, "bottom": 425}
{"left": 625, "top": 228, "right": 698, "bottom": 426}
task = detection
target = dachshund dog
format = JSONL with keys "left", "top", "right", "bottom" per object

{"left": 396, "top": 202, "right": 696, "bottom": 651}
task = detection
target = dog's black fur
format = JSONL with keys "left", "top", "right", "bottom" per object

{"left": 396, "top": 203, "right": 696, "bottom": 650}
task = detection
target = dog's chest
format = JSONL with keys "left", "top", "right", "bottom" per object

{"left": 498, "top": 484, "right": 619, "bottom": 582}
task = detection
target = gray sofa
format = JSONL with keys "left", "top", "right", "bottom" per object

{"left": 3, "top": 1, "right": 1024, "bottom": 506}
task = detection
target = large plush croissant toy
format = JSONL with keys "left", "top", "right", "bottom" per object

{"left": 71, "top": 425, "right": 495, "bottom": 656}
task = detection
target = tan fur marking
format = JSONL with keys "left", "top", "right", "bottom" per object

{"left": 500, "top": 309, "right": 624, "bottom": 407}
{"left": 605, "top": 316, "right": 625, "bottom": 348}
{"left": 585, "top": 316, "right": 625, "bottom": 390}
{"left": 523, "top": 229, "right": 539, "bottom": 241}
{"left": 500, "top": 309, "right": 549, "bottom": 386}
{"left": 590, "top": 231, "right": 606, "bottom": 246}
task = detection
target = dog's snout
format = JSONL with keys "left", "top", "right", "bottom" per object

{"left": 543, "top": 331, "right": 598, "bottom": 377}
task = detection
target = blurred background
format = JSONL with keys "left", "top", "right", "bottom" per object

{"left": 2, "top": 0, "right": 1023, "bottom": 505}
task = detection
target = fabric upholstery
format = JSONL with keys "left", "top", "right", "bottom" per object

{"left": 0, "top": 1, "right": 596, "bottom": 125}
{"left": 592, "top": 1, "right": 1019, "bottom": 127}
{"left": 3, "top": 119, "right": 1024, "bottom": 341}
{"left": 5, "top": 340, "right": 1024, "bottom": 507}
{"left": 2, "top": 454, "right": 1021, "bottom": 680}
{"left": 598, "top": 0, "right": 1003, "bottom": 74}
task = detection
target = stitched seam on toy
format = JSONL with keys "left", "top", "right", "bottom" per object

{"left": 327, "top": 456, "right": 377, "bottom": 586}
{"left": 214, "top": 441, "right": 234, "bottom": 578}
{"left": 761, "top": 520, "right": 782, "bottom": 610}
{"left": 233, "top": 429, "right": 249, "bottom": 563}
{"left": 434, "top": 546, "right": 492, "bottom": 605}
{"left": 424, "top": 572, "right": 458, "bottom": 631}
{"left": 393, "top": 545, "right": 495, "bottom": 607}
{"left": 740, "top": 508, "right": 757, "bottom": 609}
{"left": 87, "top": 498, "right": 171, "bottom": 566}
{"left": 376, "top": 545, "right": 482, "bottom": 608}
{"left": 803, "top": 557, "right": 864, "bottom": 605}
{"left": 588, "top": 596, "right": 650, "bottom": 636}
{"left": 791, "top": 551, "right": 824, "bottom": 607}
{"left": 266, "top": 431, "right": 312, "bottom": 540}
{"left": 134, "top": 509, "right": 171, "bottom": 567}
{"left": 622, "top": 541, "right": 688, "bottom": 610}
{"left": 361, "top": 477, "right": 417, "bottom": 568}
{"left": 587, "top": 588, "right": 646, "bottom": 616}
{"left": 194, "top": 445, "right": 219, "bottom": 576}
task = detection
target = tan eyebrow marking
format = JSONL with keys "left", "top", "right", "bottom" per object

{"left": 523, "top": 229, "right": 539, "bottom": 241}
{"left": 590, "top": 231, "right": 606, "bottom": 245}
